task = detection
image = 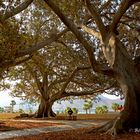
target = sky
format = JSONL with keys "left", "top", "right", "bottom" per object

{"left": 0, "top": 90, "right": 38, "bottom": 112}
{"left": 0, "top": 90, "right": 120, "bottom": 108}
{"left": 0, "top": 90, "right": 21, "bottom": 107}
{"left": 102, "top": 93, "right": 120, "bottom": 100}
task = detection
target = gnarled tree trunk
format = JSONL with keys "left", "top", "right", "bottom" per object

{"left": 92, "top": 33, "right": 140, "bottom": 135}
{"left": 114, "top": 46, "right": 140, "bottom": 133}
{"left": 43, "top": 0, "right": 140, "bottom": 135}
{"left": 36, "top": 98, "right": 56, "bottom": 118}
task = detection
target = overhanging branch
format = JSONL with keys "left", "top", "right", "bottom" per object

{"left": 60, "top": 66, "right": 91, "bottom": 94}
{"left": 62, "top": 81, "right": 116, "bottom": 98}
{"left": 80, "top": 25, "right": 102, "bottom": 41}
{"left": 0, "top": 0, "right": 33, "bottom": 22}
{"left": 11, "top": 55, "right": 32, "bottom": 67}
{"left": 99, "top": 0, "right": 112, "bottom": 13}
{"left": 0, "top": 55, "right": 32, "bottom": 69}
{"left": 17, "top": 28, "right": 68, "bottom": 57}
{"left": 85, "top": 0, "right": 106, "bottom": 40}
{"left": 44, "top": 0, "right": 101, "bottom": 73}
{"left": 62, "top": 84, "right": 114, "bottom": 98}
{"left": 110, "top": 0, "right": 140, "bottom": 31}
{"left": 25, "top": 63, "right": 43, "bottom": 94}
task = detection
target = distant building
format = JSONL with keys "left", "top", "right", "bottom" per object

{"left": 4, "top": 106, "right": 13, "bottom": 113}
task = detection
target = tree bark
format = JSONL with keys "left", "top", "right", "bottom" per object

{"left": 36, "top": 98, "right": 56, "bottom": 118}
{"left": 44, "top": 0, "right": 140, "bottom": 135}
{"left": 114, "top": 53, "right": 140, "bottom": 132}
{"left": 89, "top": 33, "right": 140, "bottom": 135}
{"left": 100, "top": 32, "right": 140, "bottom": 134}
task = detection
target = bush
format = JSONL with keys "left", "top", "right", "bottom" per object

{"left": 64, "top": 107, "right": 71, "bottom": 114}
{"left": 0, "top": 107, "right": 4, "bottom": 113}
{"left": 19, "top": 109, "right": 24, "bottom": 113}
{"left": 64, "top": 107, "right": 78, "bottom": 115}
{"left": 95, "top": 105, "right": 108, "bottom": 114}
{"left": 112, "top": 103, "right": 120, "bottom": 112}
{"left": 72, "top": 108, "right": 78, "bottom": 114}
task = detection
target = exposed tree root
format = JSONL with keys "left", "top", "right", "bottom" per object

{"left": 88, "top": 116, "right": 125, "bottom": 137}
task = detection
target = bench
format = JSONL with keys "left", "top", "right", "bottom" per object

{"left": 56, "top": 115, "right": 77, "bottom": 120}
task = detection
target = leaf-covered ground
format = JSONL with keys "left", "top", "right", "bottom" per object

{"left": 0, "top": 120, "right": 61, "bottom": 131}
{"left": 5, "top": 127, "right": 140, "bottom": 140}
{"left": 0, "top": 114, "right": 140, "bottom": 140}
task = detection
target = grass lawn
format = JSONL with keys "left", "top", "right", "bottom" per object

{"left": 0, "top": 113, "right": 19, "bottom": 120}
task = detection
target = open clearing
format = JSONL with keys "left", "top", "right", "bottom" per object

{"left": 0, "top": 120, "right": 62, "bottom": 131}
{"left": 0, "top": 113, "right": 140, "bottom": 140}
{"left": 5, "top": 127, "right": 140, "bottom": 140}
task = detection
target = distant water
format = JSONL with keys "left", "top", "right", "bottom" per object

{"left": 52, "top": 96, "right": 124, "bottom": 114}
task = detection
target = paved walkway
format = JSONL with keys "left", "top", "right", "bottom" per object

{"left": 0, "top": 120, "right": 106, "bottom": 140}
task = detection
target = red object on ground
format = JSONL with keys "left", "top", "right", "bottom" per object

{"left": 118, "top": 105, "right": 124, "bottom": 111}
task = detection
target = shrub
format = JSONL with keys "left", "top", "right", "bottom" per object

{"left": 95, "top": 105, "right": 108, "bottom": 114}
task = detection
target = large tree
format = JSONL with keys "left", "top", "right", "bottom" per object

{"left": 1, "top": 0, "right": 140, "bottom": 135}
{"left": 43, "top": 0, "right": 140, "bottom": 135}
{"left": 9, "top": 39, "right": 112, "bottom": 118}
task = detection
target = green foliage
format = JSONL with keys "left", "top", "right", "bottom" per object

{"left": 64, "top": 107, "right": 71, "bottom": 114}
{"left": 95, "top": 105, "right": 108, "bottom": 114}
{"left": 10, "top": 100, "right": 16, "bottom": 106}
{"left": 102, "top": 105, "right": 108, "bottom": 113}
{"left": 112, "top": 103, "right": 120, "bottom": 112}
{"left": 0, "top": 107, "right": 4, "bottom": 113}
{"left": 83, "top": 100, "right": 93, "bottom": 114}
{"left": 10, "top": 100, "right": 16, "bottom": 112}
{"left": 19, "top": 108, "right": 24, "bottom": 113}
{"left": 83, "top": 104, "right": 89, "bottom": 114}
{"left": 95, "top": 106, "right": 102, "bottom": 114}
{"left": 64, "top": 107, "right": 78, "bottom": 115}
{"left": 29, "top": 109, "right": 33, "bottom": 114}
{"left": 72, "top": 108, "right": 78, "bottom": 114}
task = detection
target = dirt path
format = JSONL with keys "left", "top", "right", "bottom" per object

{"left": 0, "top": 120, "right": 106, "bottom": 139}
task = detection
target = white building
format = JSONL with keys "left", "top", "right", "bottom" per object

{"left": 4, "top": 106, "right": 13, "bottom": 113}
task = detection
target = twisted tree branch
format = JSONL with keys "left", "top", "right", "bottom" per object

{"left": 0, "top": 0, "right": 33, "bottom": 22}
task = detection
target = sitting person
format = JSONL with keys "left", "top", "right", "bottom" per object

{"left": 68, "top": 108, "right": 73, "bottom": 120}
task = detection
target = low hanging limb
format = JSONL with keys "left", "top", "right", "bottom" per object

{"left": 0, "top": 0, "right": 33, "bottom": 22}
{"left": 44, "top": 0, "right": 115, "bottom": 78}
